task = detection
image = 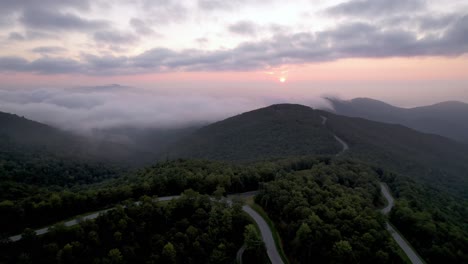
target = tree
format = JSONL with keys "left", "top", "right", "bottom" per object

{"left": 108, "top": 248, "right": 123, "bottom": 264}
{"left": 244, "top": 224, "right": 263, "bottom": 250}
{"left": 162, "top": 242, "right": 176, "bottom": 264}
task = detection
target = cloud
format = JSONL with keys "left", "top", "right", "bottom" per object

{"left": 0, "top": 56, "right": 83, "bottom": 74}
{"left": 197, "top": 0, "right": 274, "bottom": 11}
{"left": 228, "top": 21, "right": 258, "bottom": 36}
{"left": 198, "top": 0, "right": 233, "bottom": 10}
{"left": 130, "top": 18, "right": 157, "bottom": 35}
{"left": 139, "top": 0, "right": 188, "bottom": 24}
{"left": 8, "top": 32, "right": 25, "bottom": 41}
{"left": 20, "top": 8, "right": 109, "bottom": 31}
{"left": 326, "top": 0, "right": 425, "bottom": 17}
{"left": 0, "top": 84, "right": 333, "bottom": 131}
{"left": 1, "top": 13, "right": 468, "bottom": 75}
{"left": 7, "top": 31, "right": 58, "bottom": 41}
{"left": 94, "top": 30, "right": 139, "bottom": 45}
{"left": 31, "top": 46, "right": 67, "bottom": 54}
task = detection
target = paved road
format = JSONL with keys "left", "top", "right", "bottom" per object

{"left": 380, "top": 184, "right": 424, "bottom": 264}
{"left": 242, "top": 205, "right": 284, "bottom": 264}
{"left": 321, "top": 115, "right": 349, "bottom": 155}
{"left": 9, "top": 191, "right": 284, "bottom": 264}
{"left": 322, "top": 115, "right": 424, "bottom": 264}
{"left": 236, "top": 245, "right": 246, "bottom": 264}
{"left": 380, "top": 183, "right": 394, "bottom": 215}
{"left": 9, "top": 195, "right": 181, "bottom": 242}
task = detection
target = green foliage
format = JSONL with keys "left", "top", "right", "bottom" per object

{"left": 321, "top": 110, "right": 468, "bottom": 198}
{"left": 255, "top": 161, "right": 404, "bottom": 264}
{"left": 0, "top": 192, "right": 250, "bottom": 264}
{"left": 168, "top": 104, "right": 341, "bottom": 161}
{"left": 381, "top": 171, "right": 468, "bottom": 263}
{"left": 244, "top": 224, "right": 264, "bottom": 250}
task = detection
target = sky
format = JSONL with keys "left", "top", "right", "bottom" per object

{"left": 0, "top": 0, "right": 467, "bottom": 130}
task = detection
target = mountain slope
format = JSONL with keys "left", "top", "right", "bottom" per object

{"left": 0, "top": 111, "right": 152, "bottom": 165}
{"left": 319, "top": 110, "right": 468, "bottom": 197}
{"left": 167, "top": 104, "right": 342, "bottom": 161}
{"left": 327, "top": 98, "right": 468, "bottom": 143}
{"left": 168, "top": 104, "right": 468, "bottom": 197}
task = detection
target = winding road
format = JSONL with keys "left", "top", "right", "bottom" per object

{"left": 242, "top": 205, "right": 284, "bottom": 264}
{"left": 380, "top": 183, "right": 424, "bottom": 264}
{"left": 321, "top": 115, "right": 425, "bottom": 264}
{"left": 9, "top": 192, "right": 284, "bottom": 264}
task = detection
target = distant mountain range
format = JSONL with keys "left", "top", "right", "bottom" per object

{"left": 326, "top": 98, "right": 468, "bottom": 143}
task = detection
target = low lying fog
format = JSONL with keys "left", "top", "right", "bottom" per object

{"left": 0, "top": 84, "right": 333, "bottom": 132}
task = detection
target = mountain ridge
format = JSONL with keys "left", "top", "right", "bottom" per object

{"left": 327, "top": 97, "right": 468, "bottom": 142}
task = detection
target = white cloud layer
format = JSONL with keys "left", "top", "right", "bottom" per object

{"left": 0, "top": 84, "right": 332, "bottom": 131}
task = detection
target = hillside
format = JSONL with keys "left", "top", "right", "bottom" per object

{"left": 0, "top": 111, "right": 152, "bottom": 165}
{"left": 167, "top": 104, "right": 468, "bottom": 197}
{"left": 0, "top": 111, "right": 157, "bottom": 192}
{"left": 327, "top": 98, "right": 468, "bottom": 143}
{"left": 166, "top": 104, "right": 342, "bottom": 161}
{"left": 319, "top": 110, "right": 468, "bottom": 197}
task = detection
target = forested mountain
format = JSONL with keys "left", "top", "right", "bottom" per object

{"left": 320, "top": 110, "right": 468, "bottom": 197}
{"left": 166, "top": 104, "right": 342, "bottom": 161}
{"left": 0, "top": 111, "right": 143, "bottom": 205}
{"left": 327, "top": 98, "right": 468, "bottom": 143}
{"left": 167, "top": 104, "right": 468, "bottom": 197}
{"left": 90, "top": 125, "right": 200, "bottom": 156}
{"left": 0, "top": 111, "right": 152, "bottom": 166}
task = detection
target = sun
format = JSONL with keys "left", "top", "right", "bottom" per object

{"left": 279, "top": 77, "right": 286, "bottom": 83}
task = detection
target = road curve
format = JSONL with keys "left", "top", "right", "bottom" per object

{"left": 242, "top": 205, "right": 284, "bottom": 264}
{"left": 9, "top": 191, "right": 285, "bottom": 264}
{"left": 322, "top": 115, "right": 424, "bottom": 264}
{"left": 236, "top": 245, "right": 246, "bottom": 264}
{"left": 380, "top": 184, "right": 424, "bottom": 264}
{"left": 320, "top": 115, "right": 348, "bottom": 155}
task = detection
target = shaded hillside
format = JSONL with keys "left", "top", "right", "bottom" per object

{"left": 328, "top": 98, "right": 468, "bottom": 143}
{"left": 90, "top": 125, "right": 200, "bottom": 155}
{"left": 0, "top": 111, "right": 152, "bottom": 192}
{"left": 167, "top": 104, "right": 342, "bottom": 161}
{"left": 319, "top": 110, "right": 468, "bottom": 197}
{"left": 0, "top": 111, "right": 151, "bottom": 165}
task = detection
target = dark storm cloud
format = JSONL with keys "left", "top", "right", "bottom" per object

{"left": 20, "top": 8, "right": 109, "bottom": 31}
{"left": 1, "top": 13, "right": 468, "bottom": 75}
{"left": 228, "top": 21, "right": 258, "bottom": 36}
{"left": 326, "top": 0, "right": 425, "bottom": 17}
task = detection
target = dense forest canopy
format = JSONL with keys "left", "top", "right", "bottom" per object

{"left": 1, "top": 158, "right": 466, "bottom": 263}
